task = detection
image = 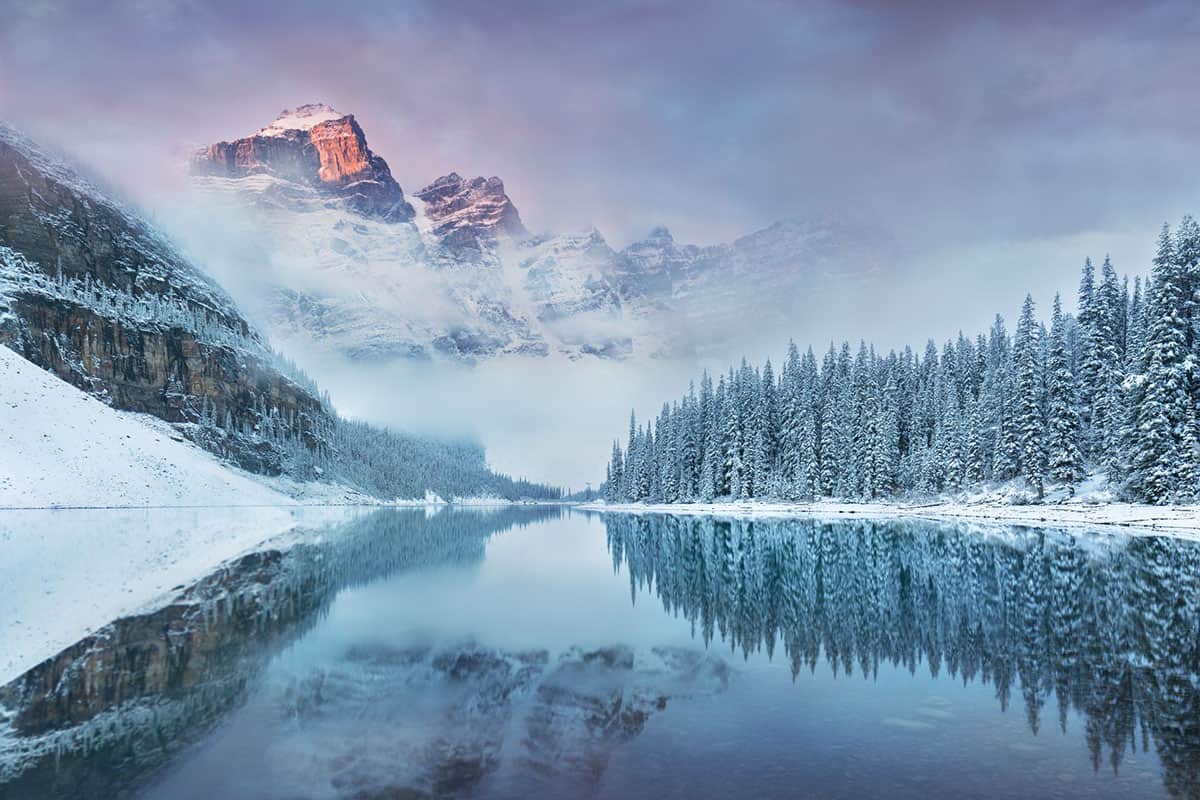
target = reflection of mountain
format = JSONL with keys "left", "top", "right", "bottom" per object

{"left": 0, "top": 507, "right": 562, "bottom": 798}
{"left": 604, "top": 515, "right": 1200, "bottom": 796}
{"left": 244, "top": 642, "right": 728, "bottom": 799}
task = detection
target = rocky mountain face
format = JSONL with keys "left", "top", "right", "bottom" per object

{"left": 191, "top": 103, "right": 413, "bottom": 223}
{"left": 187, "top": 104, "right": 890, "bottom": 363}
{"left": 0, "top": 124, "right": 329, "bottom": 474}
{"left": 414, "top": 172, "right": 527, "bottom": 251}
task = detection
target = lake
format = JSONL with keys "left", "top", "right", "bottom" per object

{"left": 1, "top": 507, "right": 1198, "bottom": 799}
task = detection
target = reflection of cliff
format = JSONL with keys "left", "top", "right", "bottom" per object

{"left": 604, "top": 515, "right": 1200, "bottom": 797}
{"left": 0, "top": 506, "right": 562, "bottom": 798}
{"left": 245, "top": 641, "right": 728, "bottom": 799}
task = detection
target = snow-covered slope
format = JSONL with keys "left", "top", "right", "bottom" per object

{"left": 0, "top": 122, "right": 336, "bottom": 478}
{"left": 0, "top": 346, "right": 292, "bottom": 508}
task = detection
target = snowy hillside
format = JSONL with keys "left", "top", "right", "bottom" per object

{"left": 0, "top": 346, "right": 294, "bottom": 508}
{"left": 0, "top": 123, "right": 561, "bottom": 502}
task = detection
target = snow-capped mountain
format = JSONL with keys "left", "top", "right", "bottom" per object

{"left": 0, "top": 123, "right": 558, "bottom": 501}
{"left": 191, "top": 103, "right": 414, "bottom": 223}
{"left": 414, "top": 172, "right": 527, "bottom": 250}
{"left": 187, "top": 104, "right": 892, "bottom": 362}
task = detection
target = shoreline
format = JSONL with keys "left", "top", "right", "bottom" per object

{"left": 0, "top": 502, "right": 572, "bottom": 684}
{"left": 577, "top": 499, "right": 1200, "bottom": 537}
{"left": 0, "top": 499, "right": 573, "bottom": 512}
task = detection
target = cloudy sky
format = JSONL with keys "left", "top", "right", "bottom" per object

{"left": 4, "top": 0, "right": 1199, "bottom": 485}
{"left": 4, "top": 0, "right": 1198, "bottom": 251}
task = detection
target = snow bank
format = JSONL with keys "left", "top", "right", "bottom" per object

{"left": 579, "top": 498, "right": 1200, "bottom": 539}
{"left": 0, "top": 346, "right": 297, "bottom": 509}
{"left": 0, "top": 506, "right": 367, "bottom": 685}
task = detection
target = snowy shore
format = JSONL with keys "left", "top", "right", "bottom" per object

{"left": 0, "top": 506, "right": 380, "bottom": 686}
{"left": 0, "top": 349, "right": 530, "bottom": 683}
{"left": 578, "top": 498, "right": 1200, "bottom": 537}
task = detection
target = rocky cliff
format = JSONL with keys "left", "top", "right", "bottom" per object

{"left": 185, "top": 103, "right": 893, "bottom": 363}
{"left": 414, "top": 172, "right": 528, "bottom": 251}
{"left": 191, "top": 103, "right": 413, "bottom": 223}
{"left": 0, "top": 124, "right": 328, "bottom": 474}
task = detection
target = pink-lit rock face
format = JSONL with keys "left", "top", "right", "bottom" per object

{"left": 308, "top": 116, "right": 376, "bottom": 186}
{"left": 190, "top": 104, "right": 413, "bottom": 222}
{"left": 415, "top": 172, "right": 528, "bottom": 250}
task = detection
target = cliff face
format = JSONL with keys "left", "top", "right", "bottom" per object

{"left": 190, "top": 104, "right": 413, "bottom": 223}
{"left": 0, "top": 125, "right": 328, "bottom": 474}
{"left": 186, "top": 103, "right": 893, "bottom": 363}
{"left": 415, "top": 172, "right": 528, "bottom": 250}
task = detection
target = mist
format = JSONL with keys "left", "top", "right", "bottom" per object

{"left": 149, "top": 181, "right": 1163, "bottom": 490}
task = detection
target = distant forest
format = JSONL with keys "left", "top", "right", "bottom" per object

{"left": 195, "top": 403, "right": 564, "bottom": 501}
{"left": 605, "top": 217, "right": 1200, "bottom": 505}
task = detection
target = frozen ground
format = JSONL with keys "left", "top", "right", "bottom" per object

{"left": 0, "top": 345, "right": 339, "bottom": 509}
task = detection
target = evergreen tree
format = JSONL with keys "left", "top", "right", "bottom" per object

{"left": 1014, "top": 294, "right": 1046, "bottom": 498}
{"left": 599, "top": 217, "right": 1200, "bottom": 506}
{"left": 1129, "top": 224, "right": 1191, "bottom": 502}
{"left": 1046, "top": 294, "right": 1084, "bottom": 488}
{"left": 798, "top": 347, "right": 822, "bottom": 498}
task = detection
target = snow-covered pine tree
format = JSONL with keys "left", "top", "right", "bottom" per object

{"left": 988, "top": 315, "right": 1020, "bottom": 481}
{"left": 832, "top": 343, "right": 857, "bottom": 497}
{"left": 606, "top": 440, "right": 624, "bottom": 502}
{"left": 1091, "top": 257, "right": 1126, "bottom": 474}
{"left": 1128, "top": 224, "right": 1189, "bottom": 502}
{"left": 778, "top": 342, "right": 803, "bottom": 498}
{"left": 819, "top": 345, "right": 840, "bottom": 495}
{"left": 621, "top": 411, "right": 638, "bottom": 500}
{"left": 1014, "top": 294, "right": 1047, "bottom": 498}
{"left": 1076, "top": 257, "right": 1098, "bottom": 450}
{"left": 798, "top": 346, "right": 822, "bottom": 498}
{"left": 753, "top": 359, "right": 778, "bottom": 496}
{"left": 1046, "top": 293, "right": 1084, "bottom": 489}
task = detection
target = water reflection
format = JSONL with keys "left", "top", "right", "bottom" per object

{"left": 0, "top": 506, "right": 562, "bottom": 799}
{"left": 4, "top": 509, "right": 1200, "bottom": 799}
{"left": 603, "top": 514, "right": 1200, "bottom": 796}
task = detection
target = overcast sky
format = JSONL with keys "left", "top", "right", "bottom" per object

{"left": 4, "top": 0, "right": 1200, "bottom": 485}
{"left": 4, "top": 0, "right": 1198, "bottom": 252}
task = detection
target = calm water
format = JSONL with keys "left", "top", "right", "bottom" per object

{"left": 2, "top": 507, "right": 1199, "bottom": 799}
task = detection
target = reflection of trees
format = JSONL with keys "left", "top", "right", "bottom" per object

{"left": 0, "top": 506, "right": 563, "bottom": 799}
{"left": 605, "top": 514, "right": 1200, "bottom": 796}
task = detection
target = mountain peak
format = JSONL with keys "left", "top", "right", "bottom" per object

{"left": 414, "top": 172, "right": 527, "bottom": 250}
{"left": 191, "top": 104, "right": 413, "bottom": 223}
{"left": 257, "top": 103, "right": 346, "bottom": 137}
{"left": 645, "top": 226, "right": 674, "bottom": 243}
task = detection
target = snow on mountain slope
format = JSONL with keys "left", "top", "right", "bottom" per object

{"left": 0, "top": 345, "right": 384, "bottom": 681}
{"left": 415, "top": 172, "right": 528, "bottom": 249}
{"left": 0, "top": 345, "right": 291, "bottom": 509}
{"left": 256, "top": 102, "right": 346, "bottom": 136}
{"left": 184, "top": 104, "right": 895, "bottom": 364}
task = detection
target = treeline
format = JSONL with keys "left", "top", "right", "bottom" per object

{"left": 196, "top": 393, "right": 564, "bottom": 502}
{"left": 318, "top": 419, "right": 565, "bottom": 501}
{"left": 605, "top": 218, "right": 1200, "bottom": 505}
